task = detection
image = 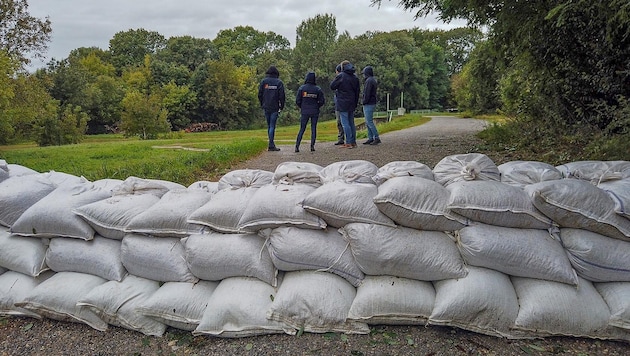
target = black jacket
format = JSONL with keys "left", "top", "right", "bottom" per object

{"left": 258, "top": 66, "right": 286, "bottom": 112}
{"left": 330, "top": 62, "right": 360, "bottom": 112}
{"left": 296, "top": 72, "right": 325, "bottom": 115}
{"left": 361, "top": 66, "right": 377, "bottom": 106}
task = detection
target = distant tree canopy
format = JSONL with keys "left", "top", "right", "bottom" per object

{"left": 0, "top": 0, "right": 52, "bottom": 66}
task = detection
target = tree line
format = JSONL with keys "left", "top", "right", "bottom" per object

{"left": 0, "top": 1, "right": 481, "bottom": 146}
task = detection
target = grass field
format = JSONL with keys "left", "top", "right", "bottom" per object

{"left": 0, "top": 114, "right": 432, "bottom": 186}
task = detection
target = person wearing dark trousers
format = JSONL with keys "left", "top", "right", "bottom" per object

{"left": 333, "top": 64, "right": 345, "bottom": 145}
{"left": 330, "top": 60, "right": 360, "bottom": 149}
{"left": 258, "top": 65, "right": 285, "bottom": 151}
{"left": 361, "top": 65, "right": 381, "bottom": 145}
{"left": 295, "top": 71, "right": 325, "bottom": 152}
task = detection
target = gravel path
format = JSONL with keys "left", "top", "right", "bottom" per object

{"left": 1, "top": 117, "right": 629, "bottom": 356}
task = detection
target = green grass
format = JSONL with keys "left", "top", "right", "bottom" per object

{"left": 0, "top": 114, "right": 431, "bottom": 186}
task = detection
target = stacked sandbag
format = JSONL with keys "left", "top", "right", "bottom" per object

{"left": 0, "top": 156, "right": 629, "bottom": 344}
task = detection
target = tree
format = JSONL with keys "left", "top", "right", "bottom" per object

{"left": 35, "top": 104, "right": 88, "bottom": 146}
{"left": 109, "top": 29, "right": 166, "bottom": 73}
{"left": 293, "top": 14, "right": 338, "bottom": 78}
{"left": 156, "top": 35, "right": 218, "bottom": 72}
{"left": 0, "top": 0, "right": 52, "bottom": 66}
{"left": 213, "top": 26, "right": 290, "bottom": 67}
{"left": 120, "top": 90, "right": 170, "bottom": 139}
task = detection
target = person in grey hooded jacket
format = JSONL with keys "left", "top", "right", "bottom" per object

{"left": 295, "top": 71, "right": 325, "bottom": 152}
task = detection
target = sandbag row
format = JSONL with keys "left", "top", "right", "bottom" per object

{"left": 0, "top": 155, "right": 629, "bottom": 342}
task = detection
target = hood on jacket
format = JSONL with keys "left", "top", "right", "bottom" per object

{"left": 305, "top": 71, "right": 316, "bottom": 84}
{"left": 340, "top": 61, "right": 356, "bottom": 74}
{"left": 362, "top": 66, "right": 374, "bottom": 77}
{"left": 265, "top": 65, "right": 279, "bottom": 77}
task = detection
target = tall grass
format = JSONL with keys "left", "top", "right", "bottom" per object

{"left": 0, "top": 115, "right": 431, "bottom": 185}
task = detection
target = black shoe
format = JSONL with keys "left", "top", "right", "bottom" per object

{"left": 334, "top": 141, "right": 344, "bottom": 145}
{"left": 363, "top": 139, "right": 374, "bottom": 145}
{"left": 310, "top": 146, "right": 315, "bottom": 152}
{"left": 268, "top": 147, "right": 281, "bottom": 151}
{"left": 295, "top": 147, "right": 299, "bottom": 153}
{"left": 370, "top": 138, "right": 381, "bottom": 145}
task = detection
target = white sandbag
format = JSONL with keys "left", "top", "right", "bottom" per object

{"left": 0, "top": 174, "right": 56, "bottom": 227}
{"left": 498, "top": 160, "right": 563, "bottom": 188}
{"left": 267, "top": 271, "right": 370, "bottom": 334}
{"left": 340, "top": 223, "right": 467, "bottom": 281}
{"left": 125, "top": 188, "right": 213, "bottom": 237}
{"left": 511, "top": 276, "right": 613, "bottom": 339}
{"left": 15, "top": 271, "right": 108, "bottom": 331}
{"left": 263, "top": 227, "right": 364, "bottom": 287}
{"left": 595, "top": 282, "right": 630, "bottom": 330}
{"left": 347, "top": 275, "right": 435, "bottom": 325}
{"left": 183, "top": 232, "right": 276, "bottom": 286}
{"left": 0, "top": 270, "right": 55, "bottom": 318}
{"left": 302, "top": 180, "right": 395, "bottom": 228}
{"left": 0, "top": 228, "right": 48, "bottom": 277}
{"left": 0, "top": 160, "right": 8, "bottom": 183}
{"left": 560, "top": 228, "right": 630, "bottom": 282}
{"left": 11, "top": 183, "right": 111, "bottom": 240}
{"left": 136, "top": 280, "right": 218, "bottom": 331}
{"left": 372, "top": 161, "right": 434, "bottom": 186}
{"left": 41, "top": 170, "right": 88, "bottom": 187}
{"left": 73, "top": 193, "right": 161, "bottom": 240}
{"left": 598, "top": 178, "right": 630, "bottom": 218}
{"left": 272, "top": 161, "right": 323, "bottom": 187}
{"left": 373, "top": 176, "right": 468, "bottom": 231}
{"left": 77, "top": 274, "right": 166, "bottom": 336}
{"left": 429, "top": 266, "right": 519, "bottom": 338}
{"left": 457, "top": 224, "right": 578, "bottom": 285}
{"left": 432, "top": 153, "right": 501, "bottom": 187}
{"left": 525, "top": 179, "right": 630, "bottom": 241}
{"left": 237, "top": 183, "right": 326, "bottom": 232}
{"left": 188, "top": 169, "right": 274, "bottom": 233}
{"left": 111, "top": 176, "right": 185, "bottom": 197}
{"left": 194, "top": 276, "right": 290, "bottom": 337}
{"left": 187, "top": 180, "right": 219, "bottom": 193}
{"left": 318, "top": 160, "right": 379, "bottom": 184}
{"left": 447, "top": 181, "right": 554, "bottom": 229}
{"left": 121, "top": 234, "right": 198, "bottom": 283}
{"left": 216, "top": 168, "right": 273, "bottom": 191}
{"left": 556, "top": 160, "right": 630, "bottom": 183}
{"left": 45, "top": 236, "right": 126, "bottom": 281}
{"left": 91, "top": 178, "right": 124, "bottom": 194}
{"left": 7, "top": 163, "right": 38, "bottom": 177}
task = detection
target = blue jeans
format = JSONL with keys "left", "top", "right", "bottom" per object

{"left": 339, "top": 110, "right": 356, "bottom": 144}
{"left": 363, "top": 104, "right": 379, "bottom": 140}
{"left": 264, "top": 110, "right": 279, "bottom": 148}
{"left": 296, "top": 114, "right": 319, "bottom": 147}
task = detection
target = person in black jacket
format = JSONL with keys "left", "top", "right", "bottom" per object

{"left": 330, "top": 60, "right": 360, "bottom": 148}
{"left": 258, "top": 66, "right": 285, "bottom": 151}
{"left": 295, "top": 71, "right": 326, "bottom": 152}
{"left": 361, "top": 66, "right": 381, "bottom": 145}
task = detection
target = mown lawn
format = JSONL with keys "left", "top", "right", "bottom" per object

{"left": 0, "top": 114, "right": 433, "bottom": 186}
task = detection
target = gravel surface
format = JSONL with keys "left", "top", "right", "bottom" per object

{"left": 1, "top": 117, "right": 629, "bottom": 356}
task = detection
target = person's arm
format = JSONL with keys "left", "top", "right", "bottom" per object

{"left": 317, "top": 88, "right": 325, "bottom": 107}
{"left": 296, "top": 87, "right": 302, "bottom": 108}
{"left": 330, "top": 73, "right": 343, "bottom": 90}
{"left": 257, "top": 81, "right": 264, "bottom": 106}
{"left": 278, "top": 81, "right": 286, "bottom": 110}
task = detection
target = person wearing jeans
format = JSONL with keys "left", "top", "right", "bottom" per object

{"left": 330, "top": 60, "right": 360, "bottom": 148}
{"left": 361, "top": 66, "right": 380, "bottom": 145}
{"left": 258, "top": 65, "right": 285, "bottom": 151}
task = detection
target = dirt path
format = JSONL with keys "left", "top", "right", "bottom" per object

{"left": 233, "top": 116, "right": 493, "bottom": 172}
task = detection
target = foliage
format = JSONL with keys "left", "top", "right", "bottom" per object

{"left": 213, "top": 26, "right": 290, "bottom": 67}
{"left": 35, "top": 104, "right": 88, "bottom": 146}
{"left": 109, "top": 28, "right": 166, "bottom": 73}
{"left": 120, "top": 90, "right": 170, "bottom": 139}
{"left": 0, "top": 0, "right": 52, "bottom": 66}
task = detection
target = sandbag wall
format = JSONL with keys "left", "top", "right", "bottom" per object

{"left": 0, "top": 156, "right": 629, "bottom": 341}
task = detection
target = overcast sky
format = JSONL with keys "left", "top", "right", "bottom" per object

{"left": 27, "top": 0, "right": 465, "bottom": 68}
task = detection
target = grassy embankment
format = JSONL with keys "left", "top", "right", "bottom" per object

{"left": 0, "top": 114, "right": 433, "bottom": 186}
